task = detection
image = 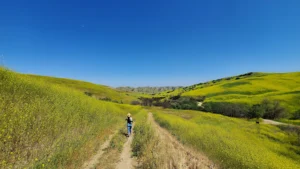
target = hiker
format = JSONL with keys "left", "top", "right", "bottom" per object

{"left": 126, "top": 113, "right": 133, "bottom": 137}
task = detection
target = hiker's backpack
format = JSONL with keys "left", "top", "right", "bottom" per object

{"left": 127, "top": 117, "right": 133, "bottom": 124}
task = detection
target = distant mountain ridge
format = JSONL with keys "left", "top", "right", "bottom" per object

{"left": 116, "top": 86, "right": 182, "bottom": 94}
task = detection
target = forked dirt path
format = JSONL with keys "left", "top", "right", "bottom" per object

{"left": 148, "top": 112, "right": 217, "bottom": 169}
{"left": 82, "top": 132, "right": 115, "bottom": 169}
{"left": 83, "top": 113, "right": 216, "bottom": 169}
{"left": 115, "top": 126, "right": 136, "bottom": 169}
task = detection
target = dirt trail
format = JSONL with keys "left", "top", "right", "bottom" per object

{"left": 115, "top": 127, "right": 136, "bottom": 169}
{"left": 148, "top": 113, "right": 217, "bottom": 169}
{"left": 263, "top": 119, "right": 300, "bottom": 127}
{"left": 263, "top": 119, "right": 287, "bottom": 125}
{"left": 82, "top": 133, "right": 115, "bottom": 169}
{"left": 83, "top": 113, "right": 216, "bottom": 169}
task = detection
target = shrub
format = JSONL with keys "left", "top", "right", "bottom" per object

{"left": 139, "top": 97, "right": 154, "bottom": 106}
{"left": 170, "top": 97, "right": 199, "bottom": 110}
{"left": 131, "top": 100, "right": 141, "bottom": 105}
{"left": 161, "top": 100, "right": 172, "bottom": 108}
{"left": 84, "top": 91, "right": 93, "bottom": 96}
{"left": 247, "top": 104, "right": 265, "bottom": 121}
{"left": 99, "top": 97, "right": 112, "bottom": 101}
{"left": 203, "top": 99, "right": 286, "bottom": 120}
{"left": 291, "top": 110, "right": 300, "bottom": 120}
{"left": 203, "top": 102, "right": 250, "bottom": 117}
{"left": 261, "top": 99, "right": 285, "bottom": 119}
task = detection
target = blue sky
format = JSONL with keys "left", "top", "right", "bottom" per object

{"left": 0, "top": 0, "right": 299, "bottom": 87}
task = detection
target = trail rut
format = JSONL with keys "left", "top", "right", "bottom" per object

{"left": 82, "top": 133, "right": 115, "bottom": 169}
{"left": 115, "top": 127, "right": 136, "bottom": 169}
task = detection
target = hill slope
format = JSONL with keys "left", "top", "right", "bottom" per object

{"left": 0, "top": 67, "right": 141, "bottom": 168}
{"left": 152, "top": 108, "right": 300, "bottom": 169}
{"left": 159, "top": 72, "right": 300, "bottom": 112}
{"left": 26, "top": 74, "right": 144, "bottom": 104}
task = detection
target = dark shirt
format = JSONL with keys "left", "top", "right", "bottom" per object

{"left": 126, "top": 117, "right": 133, "bottom": 125}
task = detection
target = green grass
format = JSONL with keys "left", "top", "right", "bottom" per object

{"left": 278, "top": 119, "right": 300, "bottom": 126}
{"left": 27, "top": 74, "right": 146, "bottom": 104}
{"left": 0, "top": 67, "right": 142, "bottom": 168}
{"left": 152, "top": 108, "right": 300, "bottom": 169}
{"left": 158, "top": 72, "right": 300, "bottom": 114}
{"left": 132, "top": 110, "right": 164, "bottom": 169}
{"left": 221, "top": 81, "right": 251, "bottom": 88}
{"left": 132, "top": 110, "right": 154, "bottom": 158}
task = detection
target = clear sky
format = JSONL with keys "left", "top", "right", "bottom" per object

{"left": 1, "top": 0, "right": 299, "bottom": 87}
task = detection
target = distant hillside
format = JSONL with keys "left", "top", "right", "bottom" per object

{"left": 26, "top": 74, "right": 145, "bottom": 104}
{"left": 117, "top": 86, "right": 181, "bottom": 94}
{"left": 158, "top": 72, "right": 300, "bottom": 113}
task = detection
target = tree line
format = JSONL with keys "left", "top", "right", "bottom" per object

{"left": 133, "top": 95, "right": 205, "bottom": 110}
{"left": 132, "top": 95, "right": 300, "bottom": 122}
{"left": 85, "top": 89, "right": 299, "bottom": 122}
{"left": 202, "top": 99, "right": 287, "bottom": 122}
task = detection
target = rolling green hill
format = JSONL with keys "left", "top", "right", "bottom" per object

{"left": 26, "top": 74, "right": 144, "bottom": 104}
{"left": 158, "top": 72, "right": 300, "bottom": 113}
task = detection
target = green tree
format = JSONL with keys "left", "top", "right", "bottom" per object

{"left": 261, "top": 99, "right": 285, "bottom": 119}
{"left": 248, "top": 104, "right": 265, "bottom": 123}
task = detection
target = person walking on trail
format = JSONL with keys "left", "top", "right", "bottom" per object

{"left": 126, "top": 113, "right": 133, "bottom": 137}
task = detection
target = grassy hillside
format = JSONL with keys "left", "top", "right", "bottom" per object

{"left": 152, "top": 108, "right": 300, "bottom": 169}
{"left": 27, "top": 74, "right": 145, "bottom": 104}
{"left": 0, "top": 67, "right": 141, "bottom": 168}
{"left": 159, "top": 72, "right": 300, "bottom": 113}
